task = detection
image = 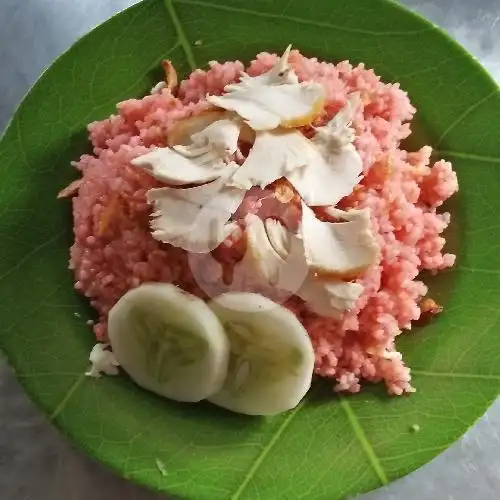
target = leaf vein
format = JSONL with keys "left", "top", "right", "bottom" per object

{"left": 465, "top": 225, "right": 500, "bottom": 236}
{"left": 436, "top": 88, "right": 500, "bottom": 146}
{"left": 412, "top": 370, "right": 500, "bottom": 381}
{"left": 458, "top": 266, "right": 500, "bottom": 275}
{"left": 396, "top": 55, "right": 461, "bottom": 79}
{"left": 0, "top": 231, "right": 66, "bottom": 285}
{"left": 338, "top": 471, "right": 370, "bottom": 499}
{"left": 452, "top": 308, "right": 500, "bottom": 371}
{"left": 381, "top": 445, "right": 448, "bottom": 463}
{"left": 173, "top": 0, "right": 434, "bottom": 36}
{"left": 83, "top": 41, "right": 182, "bottom": 121}
{"left": 300, "top": 438, "right": 357, "bottom": 497}
{"left": 339, "top": 398, "right": 388, "bottom": 485}
{"left": 230, "top": 402, "right": 303, "bottom": 499}
{"left": 17, "top": 372, "right": 83, "bottom": 378}
{"left": 164, "top": 0, "right": 197, "bottom": 70}
{"left": 0, "top": 284, "right": 64, "bottom": 345}
{"left": 435, "top": 150, "right": 500, "bottom": 164}
{"left": 15, "top": 115, "right": 31, "bottom": 170}
{"left": 49, "top": 373, "right": 86, "bottom": 421}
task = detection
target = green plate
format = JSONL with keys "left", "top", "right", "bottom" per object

{"left": 1, "top": 0, "right": 499, "bottom": 499}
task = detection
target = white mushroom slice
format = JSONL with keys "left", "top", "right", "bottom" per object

{"left": 229, "top": 123, "right": 361, "bottom": 206}
{"left": 173, "top": 117, "right": 241, "bottom": 159}
{"left": 208, "top": 292, "right": 315, "bottom": 415}
{"left": 207, "top": 47, "right": 323, "bottom": 131}
{"left": 208, "top": 83, "right": 324, "bottom": 131}
{"left": 168, "top": 111, "right": 255, "bottom": 147}
{"left": 230, "top": 129, "right": 314, "bottom": 189}
{"left": 264, "top": 218, "right": 290, "bottom": 259}
{"left": 286, "top": 95, "right": 363, "bottom": 206}
{"left": 286, "top": 142, "right": 363, "bottom": 206}
{"left": 168, "top": 111, "right": 227, "bottom": 146}
{"left": 132, "top": 118, "right": 242, "bottom": 186}
{"left": 284, "top": 97, "right": 362, "bottom": 205}
{"left": 298, "top": 280, "right": 363, "bottom": 319}
{"left": 325, "top": 206, "right": 371, "bottom": 222}
{"left": 242, "top": 214, "right": 308, "bottom": 292}
{"left": 108, "top": 283, "right": 230, "bottom": 402}
{"left": 242, "top": 216, "right": 365, "bottom": 318}
{"left": 300, "top": 203, "right": 379, "bottom": 280}
{"left": 313, "top": 93, "right": 361, "bottom": 152}
{"left": 131, "top": 147, "right": 226, "bottom": 186}
{"left": 243, "top": 215, "right": 283, "bottom": 286}
{"left": 147, "top": 169, "right": 246, "bottom": 253}
{"left": 236, "top": 45, "right": 299, "bottom": 88}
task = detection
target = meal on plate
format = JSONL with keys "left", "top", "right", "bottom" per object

{"left": 60, "top": 46, "right": 458, "bottom": 415}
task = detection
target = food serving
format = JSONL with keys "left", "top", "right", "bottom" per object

{"left": 60, "top": 46, "right": 458, "bottom": 415}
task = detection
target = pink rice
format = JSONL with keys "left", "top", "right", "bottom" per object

{"left": 70, "top": 50, "right": 458, "bottom": 395}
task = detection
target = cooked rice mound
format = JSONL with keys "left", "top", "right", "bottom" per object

{"left": 70, "top": 50, "right": 458, "bottom": 395}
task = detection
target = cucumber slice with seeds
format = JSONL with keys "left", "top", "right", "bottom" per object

{"left": 208, "top": 292, "right": 315, "bottom": 415}
{"left": 108, "top": 283, "right": 230, "bottom": 402}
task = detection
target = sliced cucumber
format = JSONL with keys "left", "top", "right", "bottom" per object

{"left": 208, "top": 293, "right": 315, "bottom": 415}
{"left": 108, "top": 283, "right": 229, "bottom": 402}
